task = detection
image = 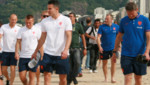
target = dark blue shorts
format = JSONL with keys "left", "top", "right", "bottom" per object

{"left": 100, "top": 50, "right": 113, "bottom": 60}
{"left": 0, "top": 53, "right": 2, "bottom": 61}
{"left": 18, "top": 58, "right": 39, "bottom": 72}
{"left": 42, "top": 53, "right": 70, "bottom": 74}
{"left": 121, "top": 56, "right": 147, "bottom": 75}
{"left": 1, "top": 52, "right": 17, "bottom": 66}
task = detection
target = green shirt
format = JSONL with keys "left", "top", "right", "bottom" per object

{"left": 70, "top": 23, "right": 84, "bottom": 48}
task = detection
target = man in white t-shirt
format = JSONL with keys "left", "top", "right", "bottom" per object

{"left": 85, "top": 19, "right": 101, "bottom": 73}
{"left": 0, "top": 14, "right": 20, "bottom": 85}
{"left": 31, "top": 0, "right": 72, "bottom": 85}
{"left": 0, "top": 22, "right": 3, "bottom": 85}
{"left": 15, "top": 15, "right": 41, "bottom": 85}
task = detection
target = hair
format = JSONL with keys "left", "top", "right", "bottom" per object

{"left": 69, "top": 12, "right": 76, "bottom": 17}
{"left": 94, "top": 19, "right": 100, "bottom": 23}
{"left": 48, "top": 0, "right": 60, "bottom": 8}
{"left": 26, "top": 15, "right": 34, "bottom": 19}
{"left": 42, "top": 10, "right": 48, "bottom": 15}
{"left": 106, "top": 13, "right": 113, "bottom": 19}
{"left": 125, "top": 2, "right": 138, "bottom": 11}
{"left": 86, "top": 17, "right": 91, "bottom": 24}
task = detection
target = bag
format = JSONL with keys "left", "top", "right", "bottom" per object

{"left": 136, "top": 54, "right": 148, "bottom": 64}
{"left": 86, "top": 27, "right": 95, "bottom": 49}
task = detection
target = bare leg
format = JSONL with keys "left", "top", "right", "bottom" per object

{"left": 125, "top": 73, "right": 133, "bottom": 85}
{"left": 59, "top": 74, "right": 67, "bottom": 85}
{"left": 134, "top": 74, "right": 142, "bottom": 85}
{"left": 36, "top": 66, "right": 40, "bottom": 85}
{"left": 10, "top": 66, "right": 16, "bottom": 85}
{"left": 29, "top": 71, "right": 36, "bottom": 85}
{"left": 19, "top": 71, "right": 28, "bottom": 85}
{"left": 102, "top": 60, "right": 108, "bottom": 82}
{"left": 44, "top": 72, "right": 51, "bottom": 85}
{"left": 2, "top": 66, "right": 9, "bottom": 80}
{"left": 111, "top": 58, "right": 116, "bottom": 83}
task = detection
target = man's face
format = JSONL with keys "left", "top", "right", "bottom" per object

{"left": 47, "top": 4, "right": 58, "bottom": 16}
{"left": 94, "top": 21, "right": 100, "bottom": 28}
{"left": 69, "top": 14, "right": 76, "bottom": 23}
{"left": 25, "top": 18, "right": 34, "bottom": 29}
{"left": 105, "top": 15, "right": 112, "bottom": 25}
{"left": 41, "top": 12, "right": 49, "bottom": 20}
{"left": 9, "top": 15, "right": 17, "bottom": 26}
{"left": 126, "top": 9, "right": 138, "bottom": 19}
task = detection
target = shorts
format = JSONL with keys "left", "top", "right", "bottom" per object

{"left": 121, "top": 56, "right": 147, "bottom": 75}
{"left": 100, "top": 50, "right": 113, "bottom": 60}
{"left": 0, "top": 53, "right": 2, "bottom": 61}
{"left": 18, "top": 58, "right": 39, "bottom": 72}
{"left": 1, "top": 52, "right": 17, "bottom": 66}
{"left": 42, "top": 53, "right": 70, "bottom": 74}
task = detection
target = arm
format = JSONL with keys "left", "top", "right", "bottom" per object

{"left": 81, "top": 34, "right": 87, "bottom": 56}
{"left": 85, "top": 33, "right": 95, "bottom": 40}
{"left": 39, "top": 46, "right": 44, "bottom": 60}
{"left": 112, "top": 32, "right": 124, "bottom": 62}
{"left": 97, "top": 34, "right": 103, "bottom": 53}
{"left": 15, "top": 39, "right": 21, "bottom": 60}
{"left": 61, "top": 31, "right": 72, "bottom": 59}
{"left": 144, "top": 32, "right": 150, "bottom": 60}
{"left": 31, "top": 32, "right": 47, "bottom": 59}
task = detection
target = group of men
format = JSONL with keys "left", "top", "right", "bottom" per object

{"left": 0, "top": 0, "right": 149, "bottom": 85}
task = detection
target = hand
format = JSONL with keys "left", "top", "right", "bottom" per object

{"left": 15, "top": 53, "right": 19, "bottom": 60}
{"left": 91, "top": 37, "right": 96, "bottom": 40}
{"left": 112, "top": 53, "right": 117, "bottom": 63}
{"left": 61, "top": 50, "right": 68, "bottom": 59}
{"left": 40, "top": 56, "right": 43, "bottom": 61}
{"left": 31, "top": 52, "right": 37, "bottom": 60}
{"left": 83, "top": 49, "right": 87, "bottom": 56}
{"left": 99, "top": 47, "right": 103, "bottom": 53}
{"left": 144, "top": 52, "right": 150, "bottom": 61}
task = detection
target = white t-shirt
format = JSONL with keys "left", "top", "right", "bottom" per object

{"left": 41, "top": 14, "right": 72, "bottom": 56}
{"left": 86, "top": 27, "right": 99, "bottom": 44}
{"left": 17, "top": 25, "right": 41, "bottom": 58}
{"left": 0, "top": 24, "right": 20, "bottom": 52}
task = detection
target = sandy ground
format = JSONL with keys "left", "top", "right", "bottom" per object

{"left": 2, "top": 57, "right": 150, "bottom": 85}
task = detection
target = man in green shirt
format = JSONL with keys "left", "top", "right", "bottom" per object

{"left": 67, "top": 12, "right": 87, "bottom": 85}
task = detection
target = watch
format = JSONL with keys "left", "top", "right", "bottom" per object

{"left": 0, "top": 75, "right": 3, "bottom": 80}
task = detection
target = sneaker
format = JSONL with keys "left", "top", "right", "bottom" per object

{"left": 6, "top": 80, "right": 9, "bottom": 85}
{"left": 73, "top": 78, "right": 78, "bottom": 85}
{"left": 89, "top": 70, "right": 93, "bottom": 73}
{"left": 93, "top": 70, "right": 98, "bottom": 73}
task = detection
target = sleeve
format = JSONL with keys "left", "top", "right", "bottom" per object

{"left": 17, "top": 28, "right": 22, "bottom": 39}
{"left": 0, "top": 25, "right": 4, "bottom": 35}
{"left": 144, "top": 17, "right": 150, "bottom": 32}
{"left": 119, "top": 19, "right": 124, "bottom": 33}
{"left": 97, "top": 25, "right": 103, "bottom": 35}
{"left": 65, "top": 18, "right": 72, "bottom": 31}
{"left": 79, "top": 24, "right": 84, "bottom": 34}
{"left": 41, "top": 20, "right": 47, "bottom": 32}
{"left": 86, "top": 27, "right": 92, "bottom": 34}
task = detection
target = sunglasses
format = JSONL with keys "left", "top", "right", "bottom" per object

{"left": 42, "top": 15, "right": 49, "bottom": 18}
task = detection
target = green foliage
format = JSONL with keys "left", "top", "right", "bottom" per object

{"left": 0, "top": 0, "right": 128, "bottom": 24}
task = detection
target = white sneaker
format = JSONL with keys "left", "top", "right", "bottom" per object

{"left": 93, "top": 70, "right": 98, "bottom": 73}
{"left": 89, "top": 70, "right": 93, "bottom": 73}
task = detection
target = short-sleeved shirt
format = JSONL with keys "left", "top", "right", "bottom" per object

{"left": 70, "top": 23, "right": 84, "bottom": 48}
{"left": 119, "top": 14, "right": 150, "bottom": 57}
{"left": 41, "top": 14, "right": 72, "bottom": 56}
{"left": 98, "top": 23, "right": 119, "bottom": 51}
{"left": 0, "top": 24, "right": 20, "bottom": 52}
{"left": 0, "top": 27, "right": 3, "bottom": 53}
{"left": 17, "top": 26, "right": 41, "bottom": 58}
{"left": 86, "top": 27, "right": 99, "bottom": 44}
